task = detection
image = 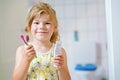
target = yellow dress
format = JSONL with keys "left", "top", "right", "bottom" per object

{"left": 27, "top": 45, "right": 59, "bottom": 80}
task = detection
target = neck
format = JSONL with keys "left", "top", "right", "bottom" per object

{"left": 31, "top": 39, "right": 53, "bottom": 53}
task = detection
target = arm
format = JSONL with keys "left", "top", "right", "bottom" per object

{"left": 12, "top": 45, "right": 36, "bottom": 80}
{"left": 53, "top": 48, "right": 71, "bottom": 80}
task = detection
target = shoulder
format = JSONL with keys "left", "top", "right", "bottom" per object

{"left": 61, "top": 47, "right": 67, "bottom": 56}
{"left": 61, "top": 48, "right": 66, "bottom": 53}
{"left": 16, "top": 45, "right": 25, "bottom": 56}
{"left": 16, "top": 45, "right": 24, "bottom": 52}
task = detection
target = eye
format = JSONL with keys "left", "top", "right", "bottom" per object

{"left": 34, "top": 22, "right": 39, "bottom": 24}
{"left": 45, "top": 22, "right": 51, "bottom": 24}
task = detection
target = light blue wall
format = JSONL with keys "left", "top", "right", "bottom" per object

{"left": 111, "top": 0, "right": 120, "bottom": 80}
{"left": 105, "top": 0, "right": 120, "bottom": 80}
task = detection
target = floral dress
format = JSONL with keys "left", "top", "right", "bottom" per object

{"left": 27, "top": 45, "right": 59, "bottom": 80}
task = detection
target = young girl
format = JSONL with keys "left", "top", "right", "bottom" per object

{"left": 12, "top": 2, "right": 71, "bottom": 80}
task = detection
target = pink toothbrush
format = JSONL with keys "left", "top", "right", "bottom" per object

{"left": 20, "top": 34, "right": 28, "bottom": 46}
{"left": 20, "top": 34, "right": 37, "bottom": 58}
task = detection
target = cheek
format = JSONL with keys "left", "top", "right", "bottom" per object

{"left": 50, "top": 27, "right": 55, "bottom": 34}
{"left": 31, "top": 26, "right": 37, "bottom": 34}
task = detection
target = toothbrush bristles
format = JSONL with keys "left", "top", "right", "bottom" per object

{"left": 20, "top": 34, "right": 28, "bottom": 45}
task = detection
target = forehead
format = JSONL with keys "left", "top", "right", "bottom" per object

{"left": 33, "top": 13, "right": 51, "bottom": 21}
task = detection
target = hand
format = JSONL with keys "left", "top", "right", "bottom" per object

{"left": 23, "top": 44, "right": 36, "bottom": 62}
{"left": 52, "top": 54, "right": 64, "bottom": 69}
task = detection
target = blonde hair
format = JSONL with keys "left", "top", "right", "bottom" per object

{"left": 25, "top": 2, "right": 59, "bottom": 43}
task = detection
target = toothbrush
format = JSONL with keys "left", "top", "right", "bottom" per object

{"left": 20, "top": 34, "right": 37, "bottom": 58}
{"left": 20, "top": 34, "right": 28, "bottom": 46}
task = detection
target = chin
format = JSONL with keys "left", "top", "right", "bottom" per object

{"left": 36, "top": 37, "right": 47, "bottom": 41}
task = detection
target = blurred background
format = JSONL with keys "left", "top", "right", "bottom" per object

{"left": 0, "top": 0, "right": 120, "bottom": 80}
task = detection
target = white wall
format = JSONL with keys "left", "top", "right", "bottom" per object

{"left": 0, "top": 0, "right": 27, "bottom": 79}
{"left": 43, "top": 0, "right": 108, "bottom": 79}
{"left": 105, "top": 0, "right": 120, "bottom": 80}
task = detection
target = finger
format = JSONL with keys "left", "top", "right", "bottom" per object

{"left": 53, "top": 59, "right": 63, "bottom": 63}
{"left": 26, "top": 45, "right": 34, "bottom": 50}
{"left": 27, "top": 54, "right": 35, "bottom": 60}
{"left": 53, "top": 59, "right": 60, "bottom": 63}
{"left": 56, "top": 54, "right": 64, "bottom": 59}
{"left": 27, "top": 52, "right": 36, "bottom": 56}
{"left": 53, "top": 56, "right": 64, "bottom": 61}
{"left": 53, "top": 61, "right": 63, "bottom": 66}
{"left": 27, "top": 50, "right": 36, "bottom": 55}
{"left": 26, "top": 47, "right": 35, "bottom": 52}
{"left": 53, "top": 59, "right": 64, "bottom": 64}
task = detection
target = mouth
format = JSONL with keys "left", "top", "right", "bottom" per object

{"left": 37, "top": 31, "right": 48, "bottom": 34}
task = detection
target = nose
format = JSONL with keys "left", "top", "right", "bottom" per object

{"left": 39, "top": 23, "right": 45, "bottom": 29}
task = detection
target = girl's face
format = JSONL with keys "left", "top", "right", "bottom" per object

{"left": 31, "top": 14, "right": 55, "bottom": 42}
